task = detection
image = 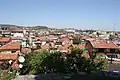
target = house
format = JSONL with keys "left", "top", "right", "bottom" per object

{"left": 72, "top": 44, "right": 90, "bottom": 58}
{"left": 21, "top": 48, "right": 31, "bottom": 54}
{"left": 36, "top": 29, "right": 49, "bottom": 35}
{"left": 114, "top": 38, "right": 120, "bottom": 47}
{"left": 0, "top": 42, "right": 21, "bottom": 69}
{"left": 0, "top": 42, "right": 21, "bottom": 54}
{"left": 0, "top": 30, "right": 11, "bottom": 37}
{"left": 81, "top": 35, "right": 93, "bottom": 40}
{"left": 65, "top": 28, "right": 75, "bottom": 33}
{"left": 0, "top": 37, "right": 11, "bottom": 47}
{"left": 85, "top": 39, "right": 120, "bottom": 58}
{"left": 99, "top": 34, "right": 109, "bottom": 40}
{"left": 58, "top": 45, "right": 69, "bottom": 53}
{"left": 11, "top": 29, "right": 24, "bottom": 37}
{"left": 0, "top": 53, "right": 18, "bottom": 61}
{"left": 0, "top": 26, "right": 11, "bottom": 37}
{"left": 11, "top": 37, "right": 27, "bottom": 48}
{"left": 41, "top": 43, "right": 50, "bottom": 51}
{"left": 60, "top": 37, "right": 73, "bottom": 46}
{"left": 54, "top": 40, "right": 62, "bottom": 47}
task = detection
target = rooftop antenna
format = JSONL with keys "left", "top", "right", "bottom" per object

{"left": 114, "top": 23, "right": 116, "bottom": 34}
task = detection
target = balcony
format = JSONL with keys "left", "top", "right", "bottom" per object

{"left": 93, "top": 48, "right": 120, "bottom": 53}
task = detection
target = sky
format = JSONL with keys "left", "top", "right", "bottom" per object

{"left": 0, "top": 0, "right": 120, "bottom": 30}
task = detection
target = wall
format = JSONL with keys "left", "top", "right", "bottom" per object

{"left": 11, "top": 33, "right": 24, "bottom": 37}
{"left": 85, "top": 40, "right": 93, "bottom": 56}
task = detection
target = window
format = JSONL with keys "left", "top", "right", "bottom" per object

{"left": 110, "top": 49, "right": 115, "bottom": 52}
{"left": 104, "top": 49, "right": 110, "bottom": 52}
{"left": 12, "top": 51, "right": 16, "bottom": 53}
{"left": 115, "top": 49, "right": 119, "bottom": 52}
{"left": 93, "top": 49, "right": 98, "bottom": 52}
{"left": 107, "top": 55, "right": 118, "bottom": 58}
{"left": 98, "top": 48, "right": 105, "bottom": 52}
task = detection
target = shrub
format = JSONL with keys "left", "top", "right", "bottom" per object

{"left": 21, "top": 48, "right": 108, "bottom": 74}
{"left": 0, "top": 70, "right": 16, "bottom": 80}
{"left": 21, "top": 51, "right": 65, "bottom": 74}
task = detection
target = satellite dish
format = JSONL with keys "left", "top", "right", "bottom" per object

{"left": 18, "top": 56, "right": 25, "bottom": 63}
{"left": 19, "top": 64, "right": 23, "bottom": 68}
{"left": 9, "top": 60, "right": 12, "bottom": 64}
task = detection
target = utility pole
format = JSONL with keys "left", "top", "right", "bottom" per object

{"left": 110, "top": 23, "right": 116, "bottom": 64}
{"left": 113, "top": 23, "right": 116, "bottom": 34}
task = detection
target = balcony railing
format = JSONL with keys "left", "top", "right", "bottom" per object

{"left": 93, "top": 48, "right": 120, "bottom": 53}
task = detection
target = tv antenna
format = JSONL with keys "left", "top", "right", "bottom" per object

{"left": 113, "top": 23, "right": 116, "bottom": 34}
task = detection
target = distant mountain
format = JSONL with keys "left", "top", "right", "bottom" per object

{"left": 0, "top": 24, "right": 24, "bottom": 28}
{"left": 32, "top": 26, "right": 48, "bottom": 29}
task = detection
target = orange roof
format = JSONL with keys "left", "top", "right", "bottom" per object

{"left": 41, "top": 44, "right": 50, "bottom": 50}
{"left": 61, "top": 37, "right": 70, "bottom": 41}
{"left": 21, "top": 48, "right": 31, "bottom": 53}
{"left": 0, "top": 42, "right": 20, "bottom": 51}
{"left": 89, "top": 39, "right": 119, "bottom": 49}
{"left": 0, "top": 53, "right": 18, "bottom": 60}
{"left": 0, "top": 37, "right": 11, "bottom": 43}
{"left": 11, "top": 29, "right": 23, "bottom": 33}
{"left": 81, "top": 35, "right": 91, "bottom": 40}
{"left": 36, "top": 36, "right": 48, "bottom": 41}
{"left": 58, "top": 45, "right": 69, "bottom": 51}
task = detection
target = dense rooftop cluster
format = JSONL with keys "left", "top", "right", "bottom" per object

{"left": 0, "top": 25, "right": 120, "bottom": 70}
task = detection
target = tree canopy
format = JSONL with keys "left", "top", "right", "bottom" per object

{"left": 20, "top": 48, "right": 108, "bottom": 75}
{"left": 109, "top": 34, "right": 116, "bottom": 40}
{"left": 33, "top": 26, "right": 48, "bottom": 29}
{"left": 72, "top": 38, "right": 82, "bottom": 44}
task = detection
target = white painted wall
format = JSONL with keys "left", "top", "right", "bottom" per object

{"left": 11, "top": 33, "right": 24, "bottom": 37}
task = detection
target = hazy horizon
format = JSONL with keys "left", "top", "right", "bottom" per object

{"left": 0, "top": 0, "right": 120, "bottom": 31}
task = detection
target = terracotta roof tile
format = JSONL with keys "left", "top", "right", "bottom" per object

{"left": 0, "top": 53, "right": 18, "bottom": 60}
{"left": 36, "top": 36, "right": 48, "bottom": 41}
{"left": 58, "top": 45, "right": 69, "bottom": 51}
{"left": 0, "top": 37, "right": 11, "bottom": 43}
{"left": 89, "top": 39, "right": 119, "bottom": 49}
{"left": 0, "top": 42, "right": 20, "bottom": 50}
{"left": 11, "top": 29, "right": 23, "bottom": 33}
{"left": 21, "top": 48, "right": 31, "bottom": 53}
{"left": 81, "top": 35, "right": 93, "bottom": 40}
{"left": 41, "top": 44, "right": 50, "bottom": 50}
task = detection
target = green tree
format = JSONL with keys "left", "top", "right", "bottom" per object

{"left": 41, "top": 51, "right": 65, "bottom": 73}
{"left": 109, "top": 34, "right": 116, "bottom": 40}
{"left": 21, "top": 51, "right": 65, "bottom": 74}
{"left": 65, "top": 47, "right": 108, "bottom": 73}
{"left": 72, "top": 38, "right": 82, "bottom": 44}
{"left": 0, "top": 70, "right": 16, "bottom": 80}
{"left": 96, "top": 32, "right": 100, "bottom": 37}
{"left": 21, "top": 47, "right": 108, "bottom": 74}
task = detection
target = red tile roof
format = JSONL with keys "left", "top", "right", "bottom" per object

{"left": 0, "top": 42, "right": 20, "bottom": 51}
{"left": 81, "top": 35, "right": 92, "bottom": 40}
{"left": 41, "top": 44, "right": 50, "bottom": 50}
{"left": 21, "top": 48, "right": 31, "bottom": 53}
{"left": 89, "top": 39, "right": 119, "bottom": 49}
{"left": 0, "top": 53, "right": 18, "bottom": 60}
{"left": 58, "top": 45, "right": 69, "bottom": 51}
{"left": 0, "top": 37, "right": 11, "bottom": 43}
{"left": 36, "top": 36, "right": 48, "bottom": 41}
{"left": 11, "top": 29, "right": 23, "bottom": 33}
